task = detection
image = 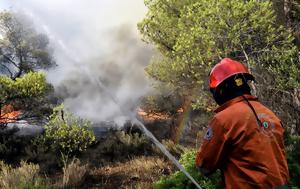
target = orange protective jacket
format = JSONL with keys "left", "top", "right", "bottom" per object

{"left": 196, "top": 95, "right": 289, "bottom": 189}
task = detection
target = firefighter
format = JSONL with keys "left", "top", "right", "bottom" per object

{"left": 195, "top": 58, "right": 289, "bottom": 188}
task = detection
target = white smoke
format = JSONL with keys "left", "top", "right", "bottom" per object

{"left": 5, "top": 0, "right": 153, "bottom": 123}
{"left": 54, "top": 28, "right": 153, "bottom": 122}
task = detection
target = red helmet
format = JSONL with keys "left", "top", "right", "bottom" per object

{"left": 209, "top": 58, "right": 254, "bottom": 89}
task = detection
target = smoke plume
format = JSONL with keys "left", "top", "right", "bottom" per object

{"left": 4, "top": 0, "right": 153, "bottom": 124}
{"left": 54, "top": 27, "right": 153, "bottom": 123}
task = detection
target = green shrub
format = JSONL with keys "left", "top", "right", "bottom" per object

{"left": 285, "top": 135, "right": 300, "bottom": 188}
{"left": 41, "top": 105, "right": 96, "bottom": 157}
{"left": 98, "top": 130, "right": 151, "bottom": 158}
{"left": 80, "top": 129, "right": 154, "bottom": 165}
{"left": 140, "top": 87, "right": 182, "bottom": 114}
{"left": 0, "top": 72, "right": 48, "bottom": 103}
{"left": 0, "top": 128, "right": 34, "bottom": 164}
{"left": 154, "top": 150, "right": 221, "bottom": 189}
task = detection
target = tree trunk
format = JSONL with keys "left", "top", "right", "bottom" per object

{"left": 284, "top": 0, "right": 292, "bottom": 26}
{"left": 172, "top": 95, "right": 192, "bottom": 143}
{"left": 272, "top": 0, "right": 287, "bottom": 26}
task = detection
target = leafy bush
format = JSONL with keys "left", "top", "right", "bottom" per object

{"left": 0, "top": 126, "right": 55, "bottom": 170}
{"left": 0, "top": 161, "right": 54, "bottom": 189}
{"left": 80, "top": 129, "right": 153, "bottom": 165}
{"left": 0, "top": 72, "right": 54, "bottom": 126}
{"left": 41, "top": 105, "right": 96, "bottom": 157}
{"left": 25, "top": 104, "right": 96, "bottom": 170}
{"left": 140, "top": 84, "right": 182, "bottom": 114}
{"left": 116, "top": 130, "right": 148, "bottom": 148}
{"left": 0, "top": 72, "right": 48, "bottom": 104}
{"left": 154, "top": 150, "right": 221, "bottom": 189}
{"left": 99, "top": 130, "right": 152, "bottom": 159}
{"left": 0, "top": 128, "right": 35, "bottom": 164}
{"left": 285, "top": 134, "right": 300, "bottom": 188}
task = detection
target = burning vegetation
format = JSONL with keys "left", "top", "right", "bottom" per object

{"left": 0, "top": 0, "right": 300, "bottom": 188}
{"left": 0, "top": 105, "right": 22, "bottom": 124}
{"left": 137, "top": 108, "right": 172, "bottom": 121}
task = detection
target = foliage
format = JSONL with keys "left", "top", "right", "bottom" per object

{"left": 40, "top": 105, "right": 96, "bottom": 157}
{"left": 0, "top": 72, "right": 52, "bottom": 124}
{"left": 98, "top": 130, "right": 151, "bottom": 158}
{"left": 80, "top": 129, "right": 153, "bottom": 165}
{"left": 0, "top": 129, "right": 33, "bottom": 163}
{"left": 0, "top": 11, "right": 55, "bottom": 79}
{"left": 288, "top": 0, "right": 300, "bottom": 40}
{"left": 141, "top": 83, "right": 182, "bottom": 113}
{"left": 139, "top": 0, "right": 300, "bottom": 108}
{"left": 0, "top": 72, "right": 48, "bottom": 103}
{"left": 289, "top": 0, "right": 300, "bottom": 23}
{"left": 285, "top": 134, "right": 300, "bottom": 188}
{"left": 0, "top": 131, "right": 59, "bottom": 179}
{"left": 154, "top": 150, "right": 221, "bottom": 189}
{"left": 0, "top": 160, "right": 54, "bottom": 189}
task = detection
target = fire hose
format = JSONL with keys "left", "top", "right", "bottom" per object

{"left": 81, "top": 66, "right": 203, "bottom": 189}
{"left": 17, "top": 7, "right": 203, "bottom": 188}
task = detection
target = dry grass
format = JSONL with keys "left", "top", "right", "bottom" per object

{"left": 0, "top": 161, "right": 40, "bottom": 189}
{"left": 85, "top": 156, "right": 173, "bottom": 189}
{"left": 61, "top": 158, "right": 88, "bottom": 189}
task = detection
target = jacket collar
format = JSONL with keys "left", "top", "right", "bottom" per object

{"left": 214, "top": 94, "right": 258, "bottom": 113}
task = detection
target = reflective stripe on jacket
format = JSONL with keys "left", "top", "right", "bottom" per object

{"left": 195, "top": 95, "right": 289, "bottom": 189}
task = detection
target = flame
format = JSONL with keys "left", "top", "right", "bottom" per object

{"left": 137, "top": 108, "right": 171, "bottom": 121}
{"left": 0, "top": 105, "right": 22, "bottom": 123}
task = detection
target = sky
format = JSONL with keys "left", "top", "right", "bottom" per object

{"left": 0, "top": 1, "right": 11, "bottom": 9}
{"left": 0, "top": 0, "right": 148, "bottom": 59}
{"left": 0, "top": 0, "right": 154, "bottom": 124}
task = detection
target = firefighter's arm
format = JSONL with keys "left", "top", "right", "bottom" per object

{"left": 195, "top": 117, "right": 226, "bottom": 175}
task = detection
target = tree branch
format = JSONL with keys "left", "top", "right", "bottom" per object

{"left": 240, "top": 44, "right": 258, "bottom": 96}
{"left": 2, "top": 54, "right": 19, "bottom": 68}
{"left": 0, "top": 63, "right": 13, "bottom": 78}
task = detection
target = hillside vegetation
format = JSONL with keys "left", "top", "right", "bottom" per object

{"left": 0, "top": 0, "right": 300, "bottom": 188}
